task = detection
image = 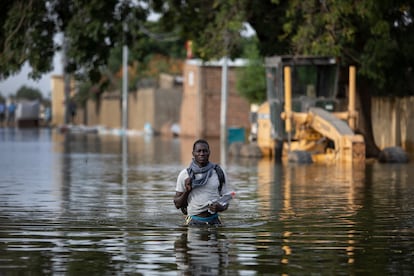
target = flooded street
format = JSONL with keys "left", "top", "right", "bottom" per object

{"left": 1, "top": 128, "right": 414, "bottom": 275}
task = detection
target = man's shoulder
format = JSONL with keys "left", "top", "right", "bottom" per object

{"left": 178, "top": 168, "right": 189, "bottom": 178}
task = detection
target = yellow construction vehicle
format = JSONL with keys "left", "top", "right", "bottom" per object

{"left": 257, "top": 56, "right": 365, "bottom": 163}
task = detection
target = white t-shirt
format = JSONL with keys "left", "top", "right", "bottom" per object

{"left": 176, "top": 167, "right": 228, "bottom": 216}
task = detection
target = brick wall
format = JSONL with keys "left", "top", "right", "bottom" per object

{"left": 180, "top": 63, "right": 202, "bottom": 137}
{"left": 180, "top": 61, "right": 251, "bottom": 139}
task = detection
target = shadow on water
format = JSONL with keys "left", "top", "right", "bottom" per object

{"left": 1, "top": 128, "right": 414, "bottom": 275}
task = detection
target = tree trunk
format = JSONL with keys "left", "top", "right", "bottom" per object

{"left": 357, "top": 78, "right": 381, "bottom": 158}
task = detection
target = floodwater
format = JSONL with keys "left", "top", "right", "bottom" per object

{"left": 0, "top": 128, "right": 414, "bottom": 275}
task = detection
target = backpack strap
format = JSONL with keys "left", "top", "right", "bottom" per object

{"left": 214, "top": 165, "right": 226, "bottom": 196}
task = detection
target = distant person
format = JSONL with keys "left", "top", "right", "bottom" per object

{"left": 174, "top": 139, "right": 231, "bottom": 226}
{"left": 0, "top": 101, "right": 5, "bottom": 127}
{"left": 44, "top": 106, "right": 51, "bottom": 125}
{"left": 7, "top": 102, "right": 16, "bottom": 127}
{"left": 69, "top": 100, "right": 76, "bottom": 124}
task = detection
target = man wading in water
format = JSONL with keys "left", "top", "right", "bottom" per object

{"left": 174, "top": 139, "right": 230, "bottom": 226}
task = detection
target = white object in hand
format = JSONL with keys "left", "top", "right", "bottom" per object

{"left": 208, "top": 191, "right": 236, "bottom": 213}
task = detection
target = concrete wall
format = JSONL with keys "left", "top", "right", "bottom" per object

{"left": 84, "top": 98, "right": 97, "bottom": 126}
{"left": 180, "top": 60, "right": 251, "bottom": 139}
{"left": 130, "top": 87, "right": 154, "bottom": 130}
{"left": 372, "top": 96, "right": 414, "bottom": 154}
{"left": 52, "top": 72, "right": 414, "bottom": 156}
{"left": 180, "top": 63, "right": 201, "bottom": 137}
{"left": 77, "top": 75, "right": 182, "bottom": 134}
{"left": 51, "top": 66, "right": 249, "bottom": 139}
{"left": 51, "top": 76, "right": 76, "bottom": 126}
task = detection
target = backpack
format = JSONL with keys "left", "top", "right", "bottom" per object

{"left": 180, "top": 164, "right": 225, "bottom": 215}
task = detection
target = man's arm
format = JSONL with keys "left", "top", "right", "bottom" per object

{"left": 173, "top": 177, "right": 192, "bottom": 209}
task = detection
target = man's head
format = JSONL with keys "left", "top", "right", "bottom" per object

{"left": 192, "top": 139, "right": 210, "bottom": 167}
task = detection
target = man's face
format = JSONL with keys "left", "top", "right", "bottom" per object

{"left": 192, "top": 143, "right": 210, "bottom": 167}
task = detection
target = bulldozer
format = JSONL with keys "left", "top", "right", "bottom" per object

{"left": 256, "top": 56, "right": 365, "bottom": 163}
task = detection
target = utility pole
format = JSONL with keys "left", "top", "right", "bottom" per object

{"left": 63, "top": 36, "right": 71, "bottom": 125}
{"left": 122, "top": 22, "right": 128, "bottom": 134}
{"left": 121, "top": 21, "right": 129, "bottom": 191}
{"left": 220, "top": 32, "right": 229, "bottom": 167}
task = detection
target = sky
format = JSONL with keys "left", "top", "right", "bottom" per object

{"left": 0, "top": 52, "right": 63, "bottom": 99}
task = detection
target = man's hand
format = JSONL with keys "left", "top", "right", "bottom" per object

{"left": 209, "top": 202, "right": 227, "bottom": 213}
{"left": 184, "top": 177, "right": 192, "bottom": 192}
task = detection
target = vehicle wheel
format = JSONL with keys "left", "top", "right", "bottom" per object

{"left": 287, "top": 150, "right": 313, "bottom": 164}
{"left": 378, "top": 147, "right": 409, "bottom": 163}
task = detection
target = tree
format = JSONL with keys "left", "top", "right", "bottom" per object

{"left": 236, "top": 38, "right": 266, "bottom": 104}
{"left": 1, "top": 0, "right": 186, "bottom": 112}
{"left": 0, "top": 0, "right": 150, "bottom": 81}
{"left": 2, "top": 1, "right": 413, "bottom": 157}
{"left": 282, "top": 0, "right": 414, "bottom": 157}
{"left": 0, "top": 1, "right": 55, "bottom": 79}
{"left": 16, "top": 85, "right": 43, "bottom": 101}
{"left": 153, "top": 0, "right": 414, "bottom": 158}
{"left": 152, "top": 0, "right": 247, "bottom": 60}
{"left": 106, "top": 20, "right": 186, "bottom": 87}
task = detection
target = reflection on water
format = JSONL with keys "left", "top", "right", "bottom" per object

{"left": 0, "top": 128, "right": 414, "bottom": 275}
{"left": 175, "top": 227, "right": 230, "bottom": 275}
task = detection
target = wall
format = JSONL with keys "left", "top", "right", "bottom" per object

{"left": 100, "top": 93, "right": 122, "bottom": 128}
{"left": 51, "top": 66, "right": 249, "bottom": 139}
{"left": 51, "top": 73, "right": 414, "bottom": 156}
{"left": 82, "top": 76, "right": 182, "bottom": 134}
{"left": 129, "top": 87, "right": 154, "bottom": 131}
{"left": 180, "top": 63, "right": 201, "bottom": 137}
{"left": 51, "top": 76, "right": 77, "bottom": 126}
{"left": 51, "top": 76, "right": 65, "bottom": 126}
{"left": 372, "top": 96, "right": 414, "bottom": 154}
{"left": 51, "top": 73, "right": 182, "bottom": 133}
{"left": 180, "top": 60, "right": 251, "bottom": 139}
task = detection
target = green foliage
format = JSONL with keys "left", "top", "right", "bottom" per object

{"left": 16, "top": 86, "right": 43, "bottom": 101}
{"left": 0, "top": 0, "right": 150, "bottom": 82}
{"left": 0, "top": 0, "right": 188, "bottom": 104}
{"left": 107, "top": 20, "right": 186, "bottom": 80}
{"left": 60, "top": 0, "right": 147, "bottom": 82}
{"left": 245, "top": 0, "right": 291, "bottom": 56}
{"left": 153, "top": 0, "right": 246, "bottom": 60}
{"left": 1, "top": 0, "right": 413, "bottom": 99}
{"left": 236, "top": 38, "right": 266, "bottom": 104}
{"left": 0, "top": 1, "right": 55, "bottom": 79}
{"left": 283, "top": 0, "right": 414, "bottom": 96}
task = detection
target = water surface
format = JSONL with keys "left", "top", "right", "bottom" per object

{"left": 0, "top": 128, "right": 413, "bottom": 275}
